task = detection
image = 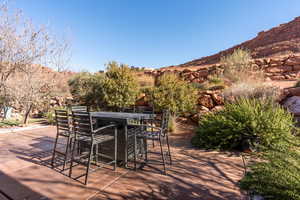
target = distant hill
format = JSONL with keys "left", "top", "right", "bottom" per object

{"left": 163, "top": 16, "right": 300, "bottom": 69}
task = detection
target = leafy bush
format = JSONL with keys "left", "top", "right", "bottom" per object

{"left": 68, "top": 72, "right": 105, "bottom": 108}
{"left": 223, "top": 82, "right": 280, "bottom": 102}
{"left": 0, "top": 119, "right": 20, "bottom": 127}
{"left": 240, "top": 143, "right": 300, "bottom": 200}
{"left": 191, "top": 98, "right": 294, "bottom": 150}
{"left": 151, "top": 74, "right": 197, "bottom": 115}
{"left": 168, "top": 115, "right": 177, "bottom": 133}
{"left": 43, "top": 106, "right": 67, "bottom": 125}
{"left": 102, "top": 61, "right": 139, "bottom": 109}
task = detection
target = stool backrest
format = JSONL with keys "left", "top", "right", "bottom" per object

{"left": 161, "top": 110, "right": 170, "bottom": 134}
{"left": 55, "top": 110, "right": 70, "bottom": 132}
{"left": 136, "top": 106, "right": 154, "bottom": 114}
{"left": 72, "top": 111, "right": 93, "bottom": 137}
{"left": 71, "top": 105, "right": 88, "bottom": 112}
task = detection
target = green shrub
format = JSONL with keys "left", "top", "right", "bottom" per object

{"left": 240, "top": 143, "right": 300, "bottom": 200}
{"left": 208, "top": 75, "right": 223, "bottom": 85}
{"left": 151, "top": 74, "right": 197, "bottom": 115}
{"left": 191, "top": 98, "right": 294, "bottom": 150}
{"left": 43, "top": 111, "right": 56, "bottom": 125}
{"left": 168, "top": 115, "right": 177, "bottom": 133}
{"left": 102, "top": 61, "right": 139, "bottom": 109}
{"left": 68, "top": 72, "right": 105, "bottom": 108}
{"left": 0, "top": 119, "right": 20, "bottom": 127}
{"left": 42, "top": 106, "right": 67, "bottom": 125}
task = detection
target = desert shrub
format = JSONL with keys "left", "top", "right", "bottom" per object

{"left": 168, "top": 115, "right": 177, "bottom": 133}
{"left": 220, "top": 48, "right": 263, "bottom": 83}
{"left": 68, "top": 72, "right": 105, "bottom": 108}
{"left": 240, "top": 142, "right": 300, "bottom": 200}
{"left": 151, "top": 74, "right": 197, "bottom": 115}
{"left": 191, "top": 98, "right": 294, "bottom": 150}
{"left": 43, "top": 111, "right": 56, "bottom": 125}
{"left": 208, "top": 75, "right": 223, "bottom": 85}
{"left": 223, "top": 82, "right": 280, "bottom": 102}
{"left": 43, "top": 106, "right": 67, "bottom": 125}
{"left": 0, "top": 119, "right": 20, "bottom": 127}
{"left": 102, "top": 61, "right": 139, "bottom": 109}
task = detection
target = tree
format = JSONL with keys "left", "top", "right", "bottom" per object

{"left": 7, "top": 65, "right": 54, "bottom": 123}
{"left": 0, "top": 3, "right": 70, "bottom": 123}
{"left": 151, "top": 73, "right": 197, "bottom": 115}
{"left": 102, "top": 61, "right": 139, "bottom": 109}
{"left": 68, "top": 72, "right": 105, "bottom": 108}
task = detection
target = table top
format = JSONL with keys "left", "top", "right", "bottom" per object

{"left": 91, "top": 111, "right": 155, "bottom": 120}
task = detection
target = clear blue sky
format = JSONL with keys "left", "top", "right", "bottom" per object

{"left": 12, "top": 0, "right": 300, "bottom": 71}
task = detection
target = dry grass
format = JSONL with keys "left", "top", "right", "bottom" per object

{"left": 223, "top": 80, "right": 280, "bottom": 102}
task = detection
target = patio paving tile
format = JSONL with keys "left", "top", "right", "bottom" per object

{"left": 0, "top": 125, "right": 246, "bottom": 200}
{"left": 90, "top": 148, "right": 245, "bottom": 200}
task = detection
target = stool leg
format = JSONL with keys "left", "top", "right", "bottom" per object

{"left": 63, "top": 135, "right": 71, "bottom": 170}
{"left": 84, "top": 141, "right": 94, "bottom": 185}
{"left": 114, "top": 127, "right": 117, "bottom": 171}
{"left": 134, "top": 131, "right": 137, "bottom": 170}
{"left": 159, "top": 134, "right": 166, "bottom": 175}
{"left": 51, "top": 134, "right": 60, "bottom": 168}
{"left": 166, "top": 134, "right": 172, "bottom": 165}
{"left": 69, "top": 136, "right": 76, "bottom": 178}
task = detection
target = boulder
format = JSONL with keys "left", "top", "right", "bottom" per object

{"left": 197, "top": 69, "right": 209, "bottom": 77}
{"left": 285, "top": 57, "right": 300, "bottom": 66}
{"left": 282, "top": 96, "right": 300, "bottom": 115}
{"left": 211, "top": 93, "right": 224, "bottom": 105}
{"left": 270, "top": 75, "right": 286, "bottom": 80}
{"left": 265, "top": 66, "right": 292, "bottom": 73}
{"left": 211, "top": 106, "right": 223, "bottom": 112}
{"left": 198, "top": 95, "right": 215, "bottom": 109}
{"left": 293, "top": 65, "right": 300, "bottom": 71}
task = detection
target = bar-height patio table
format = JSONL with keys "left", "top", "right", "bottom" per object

{"left": 90, "top": 111, "right": 155, "bottom": 167}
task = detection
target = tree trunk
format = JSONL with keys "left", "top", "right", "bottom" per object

{"left": 23, "top": 104, "right": 33, "bottom": 124}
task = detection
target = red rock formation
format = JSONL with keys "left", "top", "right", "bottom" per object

{"left": 164, "top": 16, "right": 300, "bottom": 69}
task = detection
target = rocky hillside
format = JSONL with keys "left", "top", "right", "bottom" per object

{"left": 165, "top": 16, "right": 300, "bottom": 69}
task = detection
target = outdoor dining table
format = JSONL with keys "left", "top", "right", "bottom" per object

{"left": 90, "top": 111, "right": 155, "bottom": 167}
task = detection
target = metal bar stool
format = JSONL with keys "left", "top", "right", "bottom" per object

{"left": 69, "top": 111, "right": 118, "bottom": 185}
{"left": 133, "top": 110, "right": 172, "bottom": 174}
{"left": 70, "top": 105, "right": 89, "bottom": 112}
{"left": 51, "top": 110, "right": 73, "bottom": 170}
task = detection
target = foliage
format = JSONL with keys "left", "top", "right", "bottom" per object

{"left": 0, "top": 119, "right": 20, "bottom": 127}
{"left": 102, "top": 61, "right": 140, "bottom": 109}
{"left": 151, "top": 73, "right": 197, "bottom": 115}
{"left": 0, "top": 3, "right": 69, "bottom": 123}
{"left": 220, "top": 48, "right": 263, "bottom": 83}
{"left": 191, "top": 98, "right": 294, "bottom": 150}
{"left": 68, "top": 72, "right": 105, "bottom": 108}
{"left": 168, "top": 115, "right": 177, "bottom": 133}
{"left": 240, "top": 142, "right": 300, "bottom": 200}
{"left": 43, "top": 106, "right": 67, "bottom": 125}
{"left": 208, "top": 75, "right": 223, "bottom": 85}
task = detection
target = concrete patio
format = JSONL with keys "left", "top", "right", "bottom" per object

{"left": 0, "top": 123, "right": 246, "bottom": 200}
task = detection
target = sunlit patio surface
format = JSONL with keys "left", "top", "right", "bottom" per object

{"left": 0, "top": 122, "right": 246, "bottom": 200}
